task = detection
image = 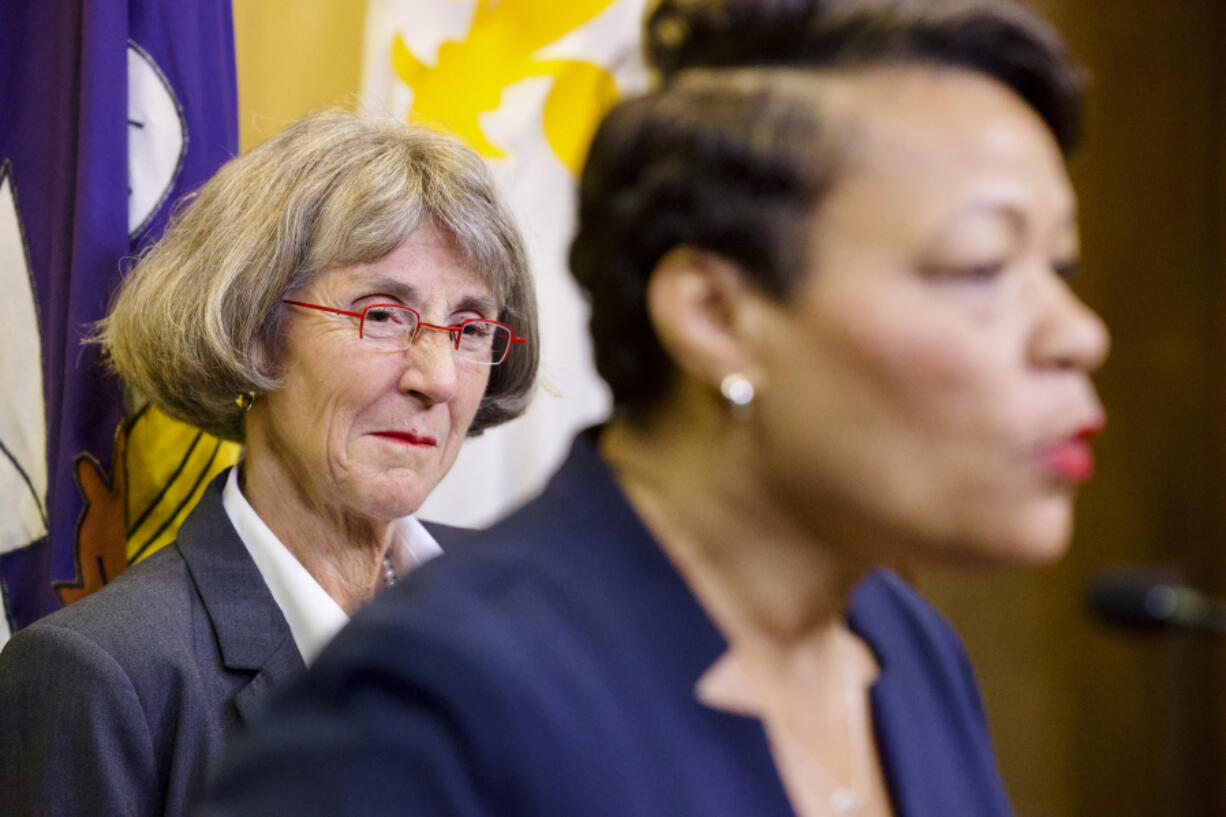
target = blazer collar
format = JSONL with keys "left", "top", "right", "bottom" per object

{"left": 538, "top": 428, "right": 731, "bottom": 687}
{"left": 177, "top": 469, "right": 302, "bottom": 680}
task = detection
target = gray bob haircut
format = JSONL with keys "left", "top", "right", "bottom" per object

{"left": 100, "top": 109, "right": 539, "bottom": 442}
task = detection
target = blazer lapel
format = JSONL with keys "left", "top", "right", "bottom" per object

{"left": 177, "top": 470, "right": 306, "bottom": 725}
{"left": 229, "top": 635, "right": 305, "bottom": 724}
{"left": 177, "top": 476, "right": 473, "bottom": 725}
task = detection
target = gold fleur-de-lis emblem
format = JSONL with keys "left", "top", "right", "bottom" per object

{"left": 392, "top": 0, "right": 621, "bottom": 175}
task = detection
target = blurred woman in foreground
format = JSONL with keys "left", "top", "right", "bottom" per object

{"left": 0, "top": 110, "right": 536, "bottom": 817}
{"left": 204, "top": 2, "right": 1107, "bottom": 815}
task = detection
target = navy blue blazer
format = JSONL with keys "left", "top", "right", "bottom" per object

{"left": 203, "top": 431, "right": 1014, "bottom": 817}
{"left": 0, "top": 468, "right": 470, "bottom": 817}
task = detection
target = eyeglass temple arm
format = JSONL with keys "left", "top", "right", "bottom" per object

{"left": 281, "top": 299, "right": 365, "bottom": 319}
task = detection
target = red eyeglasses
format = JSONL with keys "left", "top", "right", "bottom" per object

{"left": 282, "top": 300, "right": 526, "bottom": 366}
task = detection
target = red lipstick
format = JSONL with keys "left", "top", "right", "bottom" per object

{"left": 1039, "top": 424, "right": 1102, "bottom": 484}
{"left": 373, "top": 431, "right": 437, "bottom": 448}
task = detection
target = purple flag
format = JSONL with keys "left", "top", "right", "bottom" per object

{"left": 0, "top": 0, "right": 237, "bottom": 644}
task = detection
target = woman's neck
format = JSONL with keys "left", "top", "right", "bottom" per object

{"left": 600, "top": 395, "right": 874, "bottom": 650}
{"left": 237, "top": 455, "right": 391, "bottom": 615}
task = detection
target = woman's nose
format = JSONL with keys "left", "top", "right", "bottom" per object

{"left": 398, "top": 329, "right": 459, "bottom": 406}
{"left": 1031, "top": 272, "right": 1111, "bottom": 373}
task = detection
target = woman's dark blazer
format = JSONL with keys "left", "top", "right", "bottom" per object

{"left": 0, "top": 468, "right": 469, "bottom": 817}
{"left": 201, "top": 431, "right": 1015, "bottom": 817}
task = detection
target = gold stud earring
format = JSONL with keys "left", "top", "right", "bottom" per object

{"left": 235, "top": 392, "right": 256, "bottom": 411}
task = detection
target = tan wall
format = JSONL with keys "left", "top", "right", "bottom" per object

{"left": 232, "top": 0, "right": 368, "bottom": 151}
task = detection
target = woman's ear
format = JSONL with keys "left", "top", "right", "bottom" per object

{"left": 645, "top": 246, "right": 765, "bottom": 391}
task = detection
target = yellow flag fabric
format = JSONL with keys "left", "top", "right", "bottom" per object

{"left": 58, "top": 407, "right": 241, "bottom": 606}
{"left": 362, "top": 0, "right": 648, "bottom": 526}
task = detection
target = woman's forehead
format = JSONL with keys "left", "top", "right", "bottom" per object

{"left": 305, "top": 237, "right": 497, "bottom": 311}
{"left": 809, "top": 67, "right": 1075, "bottom": 236}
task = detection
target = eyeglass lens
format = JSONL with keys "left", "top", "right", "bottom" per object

{"left": 360, "top": 305, "right": 512, "bottom": 365}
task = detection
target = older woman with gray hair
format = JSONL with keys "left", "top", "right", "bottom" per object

{"left": 0, "top": 109, "right": 537, "bottom": 817}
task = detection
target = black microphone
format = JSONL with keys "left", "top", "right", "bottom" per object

{"left": 1086, "top": 571, "right": 1226, "bottom": 635}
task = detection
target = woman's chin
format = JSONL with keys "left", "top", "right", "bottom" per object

{"left": 1005, "top": 532, "right": 1072, "bottom": 568}
{"left": 917, "top": 500, "right": 1075, "bottom": 570}
{"left": 977, "top": 502, "right": 1076, "bottom": 568}
{"left": 1021, "top": 497, "right": 1078, "bottom": 564}
{"left": 343, "top": 479, "right": 429, "bottom": 522}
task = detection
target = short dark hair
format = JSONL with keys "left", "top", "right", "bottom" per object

{"left": 569, "top": 0, "right": 1086, "bottom": 421}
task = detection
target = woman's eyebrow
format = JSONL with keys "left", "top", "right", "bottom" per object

{"left": 947, "top": 200, "right": 1026, "bottom": 236}
{"left": 360, "top": 275, "right": 496, "bottom": 317}
{"left": 452, "top": 294, "right": 498, "bottom": 316}
{"left": 941, "top": 197, "right": 1079, "bottom": 236}
{"left": 358, "top": 275, "right": 420, "bottom": 303}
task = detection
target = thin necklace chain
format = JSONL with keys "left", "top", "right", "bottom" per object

{"left": 773, "top": 636, "right": 869, "bottom": 816}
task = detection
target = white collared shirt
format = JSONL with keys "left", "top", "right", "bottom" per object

{"left": 221, "top": 467, "right": 443, "bottom": 664}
